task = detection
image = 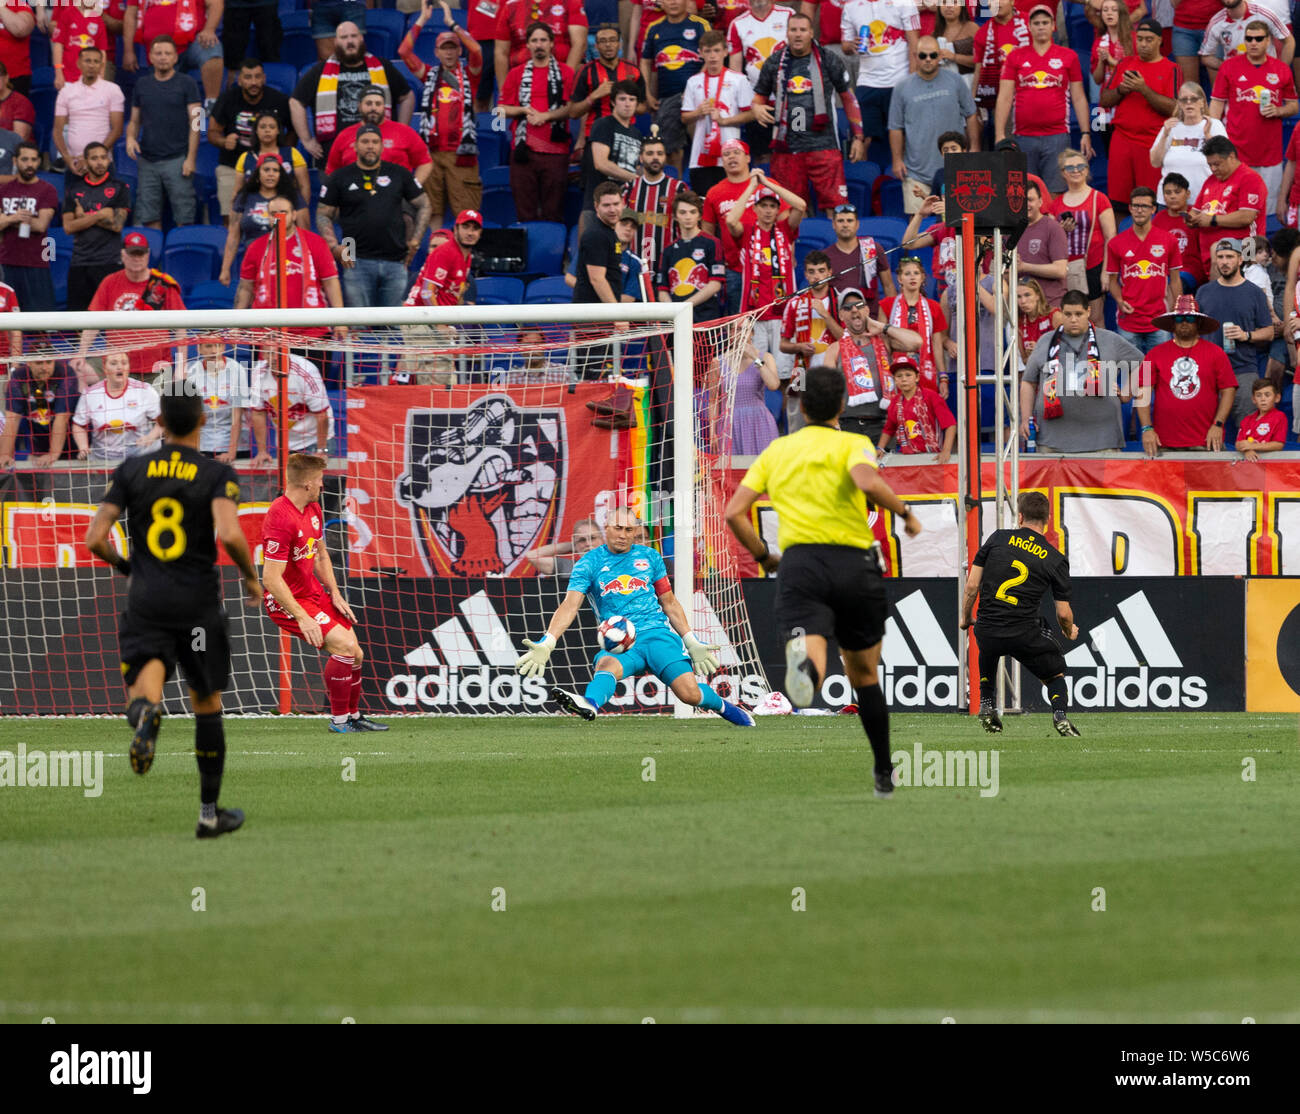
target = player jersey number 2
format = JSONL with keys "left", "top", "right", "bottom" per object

{"left": 146, "top": 497, "right": 187, "bottom": 561}
{"left": 995, "top": 559, "right": 1029, "bottom": 606}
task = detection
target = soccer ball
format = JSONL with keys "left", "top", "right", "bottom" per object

{"left": 598, "top": 615, "right": 636, "bottom": 654}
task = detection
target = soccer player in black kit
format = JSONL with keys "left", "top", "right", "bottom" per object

{"left": 959, "top": 491, "right": 1082, "bottom": 738}
{"left": 85, "top": 387, "right": 263, "bottom": 838}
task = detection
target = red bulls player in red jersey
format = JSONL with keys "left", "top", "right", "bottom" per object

{"left": 261, "top": 453, "right": 388, "bottom": 733}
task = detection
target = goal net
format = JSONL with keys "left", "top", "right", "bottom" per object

{"left": 0, "top": 303, "right": 770, "bottom": 718}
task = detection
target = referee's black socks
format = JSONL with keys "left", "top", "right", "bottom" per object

{"left": 1046, "top": 675, "right": 1069, "bottom": 719}
{"left": 855, "top": 685, "right": 892, "bottom": 775}
{"left": 195, "top": 712, "right": 226, "bottom": 810}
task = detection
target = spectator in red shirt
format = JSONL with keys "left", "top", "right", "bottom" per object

{"left": 1209, "top": 18, "right": 1299, "bottom": 219}
{"left": 494, "top": 0, "right": 586, "bottom": 96}
{"left": 73, "top": 231, "right": 187, "bottom": 384}
{"left": 1099, "top": 16, "right": 1179, "bottom": 215}
{"left": 51, "top": 0, "right": 110, "bottom": 91}
{"left": 0, "top": 59, "right": 33, "bottom": 136}
{"left": 1138, "top": 294, "right": 1238, "bottom": 454}
{"left": 324, "top": 85, "right": 433, "bottom": 185}
{"left": 465, "top": 0, "right": 500, "bottom": 112}
{"left": 972, "top": 0, "right": 1027, "bottom": 150}
{"left": 235, "top": 195, "right": 344, "bottom": 334}
{"left": 725, "top": 170, "right": 807, "bottom": 390}
{"left": 123, "top": 0, "right": 225, "bottom": 104}
{"left": 0, "top": 1, "right": 34, "bottom": 96}
{"left": 401, "top": 3, "right": 482, "bottom": 228}
{"left": 879, "top": 256, "right": 950, "bottom": 397}
{"left": 406, "top": 208, "right": 481, "bottom": 307}
{"left": 499, "top": 22, "right": 576, "bottom": 224}
{"left": 994, "top": 4, "right": 1092, "bottom": 195}
{"left": 878, "top": 354, "right": 956, "bottom": 463}
{"left": 1104, "top": 184, "right": 1182, "bottom": 353}
{"left": 1186, "top": 135, "right": 1266, "bottom": 272}
{"left": 1235, "top": 377, "right": 1287, "bottom": 458}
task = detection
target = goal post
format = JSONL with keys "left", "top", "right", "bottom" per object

{"left": 0, "top": 302, "right": 769, "bottom": 718}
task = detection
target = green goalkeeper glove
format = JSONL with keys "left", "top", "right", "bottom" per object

{"left": 515, "top": 633, "right": 556, "bottom": 678}
{"left": 683, "top": 632, "right": 720, "bottom": 675}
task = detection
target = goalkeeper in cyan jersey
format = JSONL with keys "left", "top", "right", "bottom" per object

{"left": 516, "top": 507, "right": 755, "bottom": 726}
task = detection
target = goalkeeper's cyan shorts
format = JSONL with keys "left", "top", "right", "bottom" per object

{"left": 595, "top": 625, "right": 693, "bottom": 685}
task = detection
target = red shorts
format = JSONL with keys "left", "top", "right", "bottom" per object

{"left": 1107, "top": 131, "right": 1162, "bottom": 204}
{"left": 264, "top": 588, "right": 352, "bottom": 641}
{"left": 769, "top": 148, "right": 848, "bottom": 212}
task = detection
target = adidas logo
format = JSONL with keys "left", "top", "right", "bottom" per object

{"left": 881, "top": 589, "right": 961, "bottom": 708}
{"left": 1063, "top": 590, "right": 1206, "bottom": 708}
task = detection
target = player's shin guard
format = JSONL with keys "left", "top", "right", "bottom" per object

{"left": 194, "top": 711, "right": 225, "bottom": 806}
{"left": 583, "top": 670, "right": 618, "bottom": 712}
{"left": 855, "top": 684, "right": 892, "bottom": 776}
{"left": 126, "top": 697, "right": 151, "bottom": 728}
{"left": 325, "top": 655, "right": 354, "bottom": 721}
{"left": 696, "top": 683, "right": 724, "bottom": 713}
{"left": 349, "top": 661, "right": 363, "bottom": 716}
{"left": 1046, "top": 675, "right": 1069, "bottom": 717}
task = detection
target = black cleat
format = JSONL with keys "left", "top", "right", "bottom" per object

{"left": 551, "top": 687, "right": 597, "bottom": 720}
{"left": 129, "top": 701, "right": 163, "bottom": 775}
{"left": 1053, "top": 715, "right": 1081, "bottom": 738}
{"left": 873, "top": 767, "right": 895, "bottom": 799}
{"left": 979, "top": 701, "right": 1003, "bottom": 734}
{"left": 196, "top": 807, "right": 245, "bottom": 839}
{"left": 349, "top": 715, "right": 390, "bottom": 732}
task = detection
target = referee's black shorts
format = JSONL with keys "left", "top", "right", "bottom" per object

{"left": 776, "top": 543, "right": 887, "bottom": 652}
{"left": 118, "top": 607, "right": 231, "bottom": 698}
{"left": 974, "top": 622, "right": 1066, "bottom": 683}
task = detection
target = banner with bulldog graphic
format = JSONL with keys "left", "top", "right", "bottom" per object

{"left": 346, "top": 383, "right": 628, "bottom": 577}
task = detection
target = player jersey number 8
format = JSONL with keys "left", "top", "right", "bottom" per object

{"left": 146, "top": 497, "right": 187, "bottom": 561}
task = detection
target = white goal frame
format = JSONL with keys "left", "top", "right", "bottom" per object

{"left": 10, "top": 302, "right": 704, "bottom": 717}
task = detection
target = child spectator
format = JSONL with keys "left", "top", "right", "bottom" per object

{"left": 880, "top": 256, "right": 950, "bottom": 398}
{"left": 780, "top": 250, "right": 843, "bottom": 381}
{"left": 1017, "top": 277, "right": 1062, "bottom": 360}
{"left": 1236, "top": 378, "right": 1288, "bottom": 460}
{"left": 877, "top": 354, "right": 956, "bottom": 463}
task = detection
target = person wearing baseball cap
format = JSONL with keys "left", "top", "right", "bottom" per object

{"left": 1097, "top": 14, "right": 1179, "bottom": 213}
{"left": 1194, "top": 234, "right": 1275, "bottom": 420}
{"left": 398, "top": 2, "right": 484, "bottom": 232}
{"left": 72, "top": 231, "right": 187, "bottom": 387}
{"left": 877, "top": 351, "right": 957, "bottom": 463}
{"left": 323, "top": 86, "right": 433, "bottom": 185}
{"left": 1141, "top": 294, "right": 1238, "bottom": 455}
{"left": 994, "top": 3, "right": 1093, "bottom": 195}
{"left": 404, "top": 204, "right": 482, "bottom": 312}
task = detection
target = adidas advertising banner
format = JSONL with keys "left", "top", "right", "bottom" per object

{"left": 1245, "top": 579, "right": 1300, "bottom": 711}
{"left": 727, "top": 457, "right": 1300, "bottom": 579}
{"left": 344, "top": 383, "right": 644, "bottom": 579}
{"left": 742, "top": 578, "right": 1245, "bottom": 713}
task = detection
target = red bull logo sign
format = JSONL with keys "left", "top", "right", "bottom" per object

{"left": 787, "top": 74, "right": 813, "bottom": 94}
{"left": 953, "top": 169, "right": 996, "bottom": 214}
{"left": 1122, "top": 259, "right": 1161, "bottom": 281}
{"left": 600, "top": 574, "right": 649, "bottom": 596}
{"left": 657, "top": 44, "right": 702, "bottom": 70}
{"left": 670, "top": 259, "right": 710, "bottom": 298}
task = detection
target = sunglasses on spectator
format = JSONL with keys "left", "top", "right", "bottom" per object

{"left": 1063, "top": 163, "right": 1087, "bottom": 172}
{"left": 833, "top": 204, "right": 857, "bottom": 214}
{"left": 1173, "top": 315, "right": 1198, "bottom": 322}
{"left": 917, "top": 51, "right": 940, "bottom": 59}
{"left": 1244, "top": 34, "right": 1268, "bottom": 42}
{"left": 1177, "top": 96, "right": 1202, "bottom": 103}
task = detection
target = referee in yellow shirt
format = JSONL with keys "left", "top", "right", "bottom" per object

{"left": 724, "top": 365, "right": 922, "bottom": 798}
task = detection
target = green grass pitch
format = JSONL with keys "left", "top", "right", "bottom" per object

{"left": 1, "top": 712, "right": 1297, "bottom": 1024}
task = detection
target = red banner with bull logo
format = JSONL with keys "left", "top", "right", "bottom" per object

{"left": 346, "top": 382, "right": 628, "bottom": 577}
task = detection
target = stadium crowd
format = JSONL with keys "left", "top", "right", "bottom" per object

{"left": 1, "top": 0, "right": 1300, "bottom": 465}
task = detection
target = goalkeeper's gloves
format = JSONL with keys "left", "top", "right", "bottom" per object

{"left": 683, "top": 632, "right": 720, "bottom": 675}
{"left": 516, "top": 633, "right": 556, "bottom": 678}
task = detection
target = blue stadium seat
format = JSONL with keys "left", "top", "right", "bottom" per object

{"left": 262, "top": 62, "right": 298, "bottom": 97}
{"left": 30, "top": 66, "right": 55, "bottom": 90}
{"left": 162, "top": 245, "right": 221, "bottom": 294}
{"left": 845, "top": 161, "right": 881, "bottom": 188}
{"left": 29, "top": 31, "right": 51, "bottom": 71}
{"left": 281, "top": 11, "right": 311, "bottom": 33}
{"left": 408, "top": 28, "right": 443, "bottom": 67}
{"left": 391, "top": 59, "right": 420, "bottom": 94}
{"left": 563, "top": 184, "right": 583, "bottom": 229}
{"left": 846, "top": 180, "right": 871, "bottom": 216}
{"left": 481, "top": 165, "right": 510, "bottom": 190}
{"left": 876, "top": 175, "right": 903, "bottom": 217}
{"left": 30, "top": 88, "right": 56, "bottom": 152}
{"left": 165, "top": 225, "right": 228, "bottom": 254}
{"left": 37, "top": 171, "right": 64, "bottom": 204}
{"left": 112, "top": 138, "right": 138, "bottom": 177}
{"left": 476, "top": 275, "right": 526, "bottom": 305}
{"left": 796, "top": 217, "right": 833, "bottom": 248}
{"left": 364, "top": 29, "right": 396, "bottom": 60}
{"left": 481, "top": 186, "right": 517, "bottom": 226}
{"left": 187, "top": 280, "right": 237, "bottom": 309}
{"left": 515, "top": 221, "right": 566, "bottom": 275}
{"left": 123, "top": 226, "right": 165, "bottom": 266}
{"left": 859, "top": 216, "right": 908, "bottom": 251}
{"left": 524, "top": 276, "right": 573, "bottom": 304}
{"left": 566, "top": 222, "right": 579, "bottom": 267}
{"left": 794, "top": 240, "right": 819, "bottom": 276}
{"left": 367, "top": 9, "right": 407, "bottom": 41}
{"left": 281, "top": 32, "right": 319, "bottom": 70}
